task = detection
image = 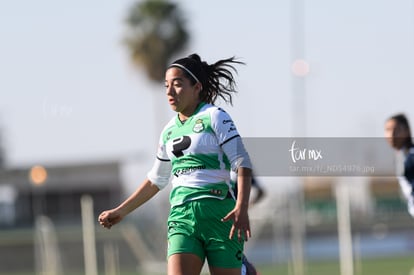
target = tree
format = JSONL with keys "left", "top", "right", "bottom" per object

{"left": 124, "top": 0, "right": 189, "bottom": 83}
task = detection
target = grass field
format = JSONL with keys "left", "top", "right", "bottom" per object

{"left": 2, "top": 255, "right": 413, "bottom": 275}
{"left": 255, "top": 256, "right": 414, "bottom": 275}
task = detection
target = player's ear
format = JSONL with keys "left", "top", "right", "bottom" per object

{"left": 194, "top": 82, "right": 202, "bottom": 93}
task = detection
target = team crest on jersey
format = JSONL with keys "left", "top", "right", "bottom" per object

{"left": 193, "top": 119, "right": 205, "bottom": 133}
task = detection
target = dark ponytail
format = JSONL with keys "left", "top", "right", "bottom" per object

{"left": 169, "top": 53, "right": 244, "bottom": 105}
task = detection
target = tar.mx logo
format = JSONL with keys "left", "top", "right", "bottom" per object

{"left": 43, "top": 97, "right": 73, "bottom": 118}
{"left": 289, "top": 140, "right": 323, "bottom": 163}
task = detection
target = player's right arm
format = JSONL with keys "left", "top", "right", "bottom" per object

{"left": 99, "top": 128, "right": 172, "bottom": 229}
{"left": 98, "top": 178, "right": 160, "bottom": 229}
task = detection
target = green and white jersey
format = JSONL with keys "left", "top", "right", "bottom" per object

{"left": 148, "top": 102, "right": 251, "bottom": 207}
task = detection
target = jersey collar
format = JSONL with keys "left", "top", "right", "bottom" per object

{"left": 175, "top": 102, "right": 206, "bottom": 126}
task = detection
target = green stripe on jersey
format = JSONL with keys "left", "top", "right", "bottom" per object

{"left": 169, "top": 184, "right": 231, "bottom": 206}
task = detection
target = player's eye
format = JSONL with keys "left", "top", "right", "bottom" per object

{"left": 172, "top": 80, "right": 183, "bottom": 88}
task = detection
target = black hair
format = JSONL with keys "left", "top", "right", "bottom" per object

{"left": 388, "top": 113, "right": 414, "bottom": 148}
{"left": 169, "top": 53, "right": 244, "bottom": 105}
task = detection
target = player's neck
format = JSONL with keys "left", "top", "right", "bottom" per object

{"left": 178, "top": 102, "right": 202, "bottom": 123}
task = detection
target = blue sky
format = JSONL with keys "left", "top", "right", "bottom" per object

{"left": 1, "top": 0, "right": 414, "bottom": 168}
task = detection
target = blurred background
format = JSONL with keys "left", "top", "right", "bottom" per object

{"left": 1, "top": 0, "right": 414, "bottom": 274}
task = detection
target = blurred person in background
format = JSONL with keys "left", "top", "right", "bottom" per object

{"left": 248, "top": 177, "right": 265, "bottom": 206}
{"left": 231, "top": 170, "right": 266, "bottom": 205}
{"left": 99, "top": 53, "right": 254, "bottom": 275}
{"left": 384, "top": 113, "right": 414, "bottom": 218}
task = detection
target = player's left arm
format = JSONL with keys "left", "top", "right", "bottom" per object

{"left": 212, "top": 108, "right": 253, "bottom": 241}
{"left": 234, "top": 166, "right": 252, "bottom": 237}
{"left": 222, "top": 164, "right": 252, "bottom": 242}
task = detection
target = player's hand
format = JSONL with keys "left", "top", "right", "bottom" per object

{"left": 98, "top": 209, "right": 123, "bottom": 229}
{"left": 221, "top": 207, "right": 251, "bottom": 242}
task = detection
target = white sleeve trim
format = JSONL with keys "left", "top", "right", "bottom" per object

{"left": 147, "top": 158, "right": 172, "bottom": 190}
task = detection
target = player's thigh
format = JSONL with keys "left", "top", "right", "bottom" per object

{"left": 168, "top": 253, "right": 204, "bottom": 275}
{"left": 167, "top": 203, "right": 205, "bottom": 261}
{"left": 200, "top": 199, "right": 244, "bottom": 268}
{"left": 208, "top": 266, "right": 241, "bottom": 275}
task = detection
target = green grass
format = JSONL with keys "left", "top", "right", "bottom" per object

{"left": 256, "top": 255, "right": 414, "bottom": 275}
{"left": 2, "top": 256, "right": 414, "bottom": 275}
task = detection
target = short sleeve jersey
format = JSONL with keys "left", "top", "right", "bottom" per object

{"left": 156, "top": 103, "right": 240, "bottom": 206}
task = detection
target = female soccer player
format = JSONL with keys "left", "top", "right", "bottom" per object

{"left": 99, "top": 53, "right": 253, "bottom": 275}
{"left": 385, "top": 113, "right": 414, "bottom": 217}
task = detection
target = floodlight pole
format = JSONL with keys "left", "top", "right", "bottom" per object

{"left": 289, "top": 0, "right": 309, "bottom": 275}
{"left": 290, "top": 0, "right": 307, "bottom": 274}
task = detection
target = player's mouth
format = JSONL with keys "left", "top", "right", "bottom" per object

{"left": 168, "top": 97, "right": 177, "bottom": 105}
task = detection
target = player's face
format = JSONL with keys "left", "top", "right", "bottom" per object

{"left": 165, "top": 67, "right": 201, "bottom": 118}
{"left": 384, "top": 119, "right": 410, "bottom": 150}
